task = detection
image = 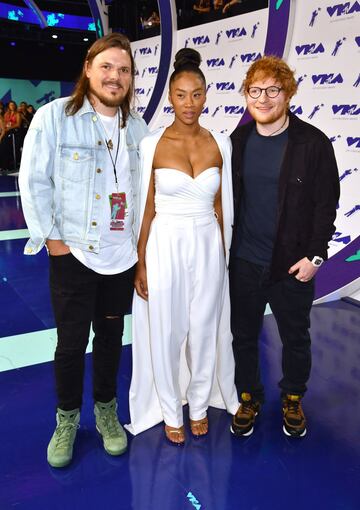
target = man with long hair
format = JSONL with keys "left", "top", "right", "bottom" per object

{"left": 229, "top": 56, "right": 339, "bottom": 438}
{"left": 19, "top": 33, "right": 148, "bottom": 467}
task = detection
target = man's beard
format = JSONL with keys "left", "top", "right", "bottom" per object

{"left": 88, "top": 84, "right": 127, "bottom": 108}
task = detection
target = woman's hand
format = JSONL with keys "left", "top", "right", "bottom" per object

{"left": 134, "top": 262, "right": 149, "bottom": 300}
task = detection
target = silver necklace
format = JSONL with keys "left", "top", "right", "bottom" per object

{"left": 97, "top": 111, "right": 119, "bottom": 150}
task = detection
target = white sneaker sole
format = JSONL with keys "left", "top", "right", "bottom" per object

{"left": 230, "top": 425, "right": 254, "bottom": 437}
{"left": 283, "top": 425, "right": 307, "bottom": 437}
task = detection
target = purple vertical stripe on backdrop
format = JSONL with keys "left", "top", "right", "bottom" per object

{"left": 238, "top": 0, "right": 291, "bottom": 127}
{"left": 143, "top": 0, "right": 174, "bottom": 125}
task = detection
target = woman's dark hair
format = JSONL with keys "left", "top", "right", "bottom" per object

{"left": 169, "top": 48, "right": 206, "bottom": 87}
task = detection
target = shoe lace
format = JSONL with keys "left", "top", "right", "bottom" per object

{"left": 99, "top": 408, "right": 121, "bottom": 437}
{"left": 241, "top": 401, "right": 256, "bottom": 416}
{"left": 55, "top": 421, "right": 78, "bottom": 449}
{"left": 286, "top": 399, "right": 301, "bottom": 416}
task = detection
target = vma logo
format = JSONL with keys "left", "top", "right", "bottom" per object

{"left": 216, "top": 82, "right": 236, "bottom": 92}
{"left": 226, "top": 27, "right": 247, "bottom": 39}
{"left": 339, "top": 168, "right": 359, "bottom": 181}
{"left": 332, "top": 232, "right": 352, "bottom": 245}
{"left": 240, "top": 52, "right": 261, "bottom": 63}
{"left": 289, "top": 105, "right": 303, "bottom": 115}
{"left": 202, "top": 106, "right": 209, "bottom": 115}
{"left": 139, "top": 47, "right": 152, "bottom": 55}
{"left": 192, "top": 35, "right": 211, "bottom": 45}
{"left": 136, "top": 106, "right": 146, "bottom": 114}
{"left": 347, "top": 137, "right": 360, "bottom": 148}
{"left": 206, "top": 58, "right": 226, "bottom": 68}
{"left": 332, "top": 104, "right": 360, "bottom": 115}
{"left": 147, "top": 66, "right": 158, "bottom": 75}
{"left": 224, "top": 105, "right": 245, "bottom": 115}
{"left": 308, "top": 103, "right": 324, "bottom": 119}
{"left": 327, "top": 2, "right": 360, "bottom": 17}
{"left": 212, "top": 105, "right": 223, "bottom": 117}
{"left": 296, "top": 74, "right": 307, "bottom": 86}
{"left": 163, "top": 106, "right": 174, "bottom": 114}
{"left": 312, "top": 73, "right": 344, "bottom": 85}
{"left": 295, "top": 43, "right": 325, "bottom": 56}
{"left": 309, "top": 8, "right": 321, "bottom": 26}
{"left": 135, "top": 87, "right": 145, "bottom": 95}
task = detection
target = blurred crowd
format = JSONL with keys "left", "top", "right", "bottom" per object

{"left": 0, "top": 100, "right": 35, "bottom": 174}
{"left": 138, "top": 0, "right": 251, "bottom": 37}
{"left": 193, "top": 0, "right": 243, "bottom": 15}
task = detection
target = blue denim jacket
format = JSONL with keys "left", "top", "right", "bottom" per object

{"left": 19, "top": 97, "right": 149, "bottom": 255}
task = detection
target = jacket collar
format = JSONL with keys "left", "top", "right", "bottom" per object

{"left": 77, "top": 96, "right": 95, "bottom": 116}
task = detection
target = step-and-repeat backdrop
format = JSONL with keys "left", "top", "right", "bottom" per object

{"left": 131, "top": 1, "right": 360, "bottom": 302}
{"left": 1, "top": 1, "right": 359, "bottom": 302}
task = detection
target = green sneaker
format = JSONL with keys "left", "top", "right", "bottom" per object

{"left": 94, "top": 398, "right": 127, "bottom": 456}
{"left": 47, "top": 409, "right": 80, "bottom": 468}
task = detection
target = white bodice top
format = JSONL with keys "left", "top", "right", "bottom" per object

{"left": 154, "top": 167, "right": 220, "bottom": 218}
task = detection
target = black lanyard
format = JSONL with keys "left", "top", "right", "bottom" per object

{"left": 95, "top": 108, "right": 121, "bottom": 190}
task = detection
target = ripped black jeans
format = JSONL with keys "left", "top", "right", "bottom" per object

{"left": 49, "top": 253, "right": 135, "bottom": 411}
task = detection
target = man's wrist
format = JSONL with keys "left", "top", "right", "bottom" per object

{"left": 308, "top": 256, "right": 324, "bottom": 267}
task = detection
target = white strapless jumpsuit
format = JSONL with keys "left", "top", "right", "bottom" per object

{"left": 145, "top": 166, "right": 225, "bottom": 427}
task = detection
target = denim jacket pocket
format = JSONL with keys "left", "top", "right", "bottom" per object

{"left": 59, "top": 146, "right": 94, "bottom": 182}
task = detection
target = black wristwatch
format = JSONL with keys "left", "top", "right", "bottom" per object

{"left": 309, "top": 256, "right": 324, "bottom": 267}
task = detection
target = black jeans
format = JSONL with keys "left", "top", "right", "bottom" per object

{"left": 229, "top": 257, "right": 314, "bottom": 403}
{"left": 49, "top": 253, "right": 135, "bottom": 411}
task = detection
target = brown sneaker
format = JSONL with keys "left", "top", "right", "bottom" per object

{"left": 282, "top": 394, "right": 307, "bottom": 437}
{"left": 230, "top": 393, "right": 261, "bottom": 437}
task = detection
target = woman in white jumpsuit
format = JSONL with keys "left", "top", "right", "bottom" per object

{"left": 126, "top": 49, "right": 238, "bottom": 444}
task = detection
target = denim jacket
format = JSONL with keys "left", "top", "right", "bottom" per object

{"left": 19, "top": 97, "right": 149, "bottom": 255}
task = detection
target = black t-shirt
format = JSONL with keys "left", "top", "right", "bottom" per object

{"left": 234, "top": 126, "right": 288, "bottom": 266}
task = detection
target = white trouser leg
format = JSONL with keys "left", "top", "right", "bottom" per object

{"left": 146, "top": 217, "right": 190, "bottom": 428}
{"left": 186, "top": 218, "right": 225, "bottom": 420}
